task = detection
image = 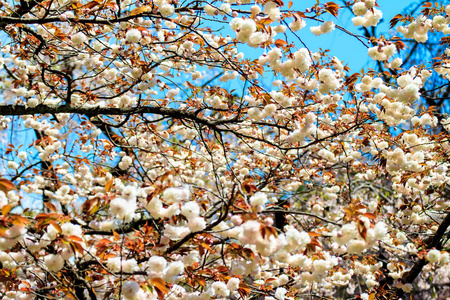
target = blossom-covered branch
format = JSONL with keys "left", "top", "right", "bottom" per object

{"left": 0, "top": 0, "right": 449, "bottom": 300}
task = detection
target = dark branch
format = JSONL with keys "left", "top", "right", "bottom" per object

{"left": 401, "top": 211, "right": 450, "bottom": 286}
{"left": 0, "top": 104, "right": 235, "bottom": 127}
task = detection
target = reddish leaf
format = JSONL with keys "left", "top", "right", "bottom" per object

{"left": 44, "top": 202, "right": 57, "bottom": 212}
{"left": 70, "top": 241, "right": 84, "bottom": 254}
{"left": 344, "top": 73, "right": 359, "bottom": 91}
{"left": 50, "top": 221, "right": 62, "bottom": 233}
{"left": 151, "top": 278, "right": 168, "bottom": 295}
{"left": 325, "top": 2, "right": 339, "bottom": 18}
{"left": 238, "top": 282, "right": 250, "bottom": 299}
{"left": 238, "top": 288, "right": 248, "bottom": 299}
{"left": 242, "top": 248, "right": 255, "bottom": 259}
{"left": 389, "top": 14, "right": 403, "bottom": 29}
{"left": 259, "top": 17, "right": 274, "bottom": 24}
{"left": 309, "top": 237, "right": 322, "bottom": 247}
{"left": 275, "top": 39, "right": 288, "bottom": 47}
{"left": 82, "top": 1, "right": 100, "bottom": 9}
{"left": 394, "top": 40, "right": 406, "bottom": 52}
{"left": 308, "top": 231, "right": 322, "bottom": 237}
{"left": 113, "top": 230, "right": 120, "bottom": 242}
{"left": 67, "top": 235, "right": 83, "bottom": 242}
{"left": 105, "top": 178, "right": 114, "bottom": 192}
{"left": 97, "top": 238, "right": 113, "bottom": 247}
{"left": 2, "top": 204, "right": 11, "bottom": 216}
{"left": 242, "top": 178, "right": 257, "bottom": 195}
{"left": 362, "top": 213, "right": 377, "bottom": 220}
{"left": 440, "top": 36, "right": 450, "bottom": 45}
{"left": 154, "top": 287, "right": 164, "bottom": 300}
{"left": 325, "top": 2, "right": 340, "bottom": 18}
{"left": 217, "top": 266, "right": 229, "bottom": 274}
{"left": 130, "top": 5, "right": 152, "bottom": 16}
{"left": 358, "top": 220, "right": 367, "bottom": 240}
{"left": 0, "top": 178, "right": 16, "bottom": 194}
{"left": 261, "top": 225, "right": 278, "bottom": 239}
{"left": 10, "top": 215, "right": 30, "bottom": 226}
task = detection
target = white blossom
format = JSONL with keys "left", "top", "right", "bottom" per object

{"left": 427, "top": 249, "right": 441, "bottom": 263}
{"left": 72, "top": 32, "right": 87, "bottom": 45}
{"left": 126, "top": 29, "right": 142, "bottom": 43}
{"left": 44, "top": 254, "right": 65, "bottom": 272}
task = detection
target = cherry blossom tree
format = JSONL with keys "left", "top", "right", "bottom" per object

{"left": 0, "top": 0, "right": 449, "bottom": 299}
{"left": 369, "top": 1, "right": 450, "bottom": 119}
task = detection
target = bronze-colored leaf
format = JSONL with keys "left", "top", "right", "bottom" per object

{"left": 151, "top": 278, "right": 169, "bottom": 295}
{"left": 358, "top": 220, "right": 367, "bottom": 240}
{"left": 324, "top": 2, "right": 339, "bottom": 18}
{"left": 130, "top": 5, "right": 152, "bottom": 16}
{"left": 275, "top": 39, "right": 288, "bottom": 47}
{"left": 44, "top": 202, "right": 57, "bottom": 212}
{"left": 259, "top": 17, "right": 274, "bottom": 25}
{"left": 70, "top": 241, "right": 85, "bottom": 254}
{"left": 113, "top": 230, "right": 120, "bottom": 242}
{"left": 217, "top": 266, "right": 229, "bottom": 274}
{"left": 440, "top": 36, "right": 450, "bottom": 45}
{"left": 389, "top": 14, "right": 403, "bottom": 29}
{"left": 67, "top": 235, "right": 83, "bottom": 242}
{"left": 0, "top": 178, "right": 16, "bottom": 194}
{"left": 10, "top": 215, "right": 30, "bottom": 226}
{"left": 308, "top": 231, "right": 322, "bottom": 237}
{"left": 362, "top": 213, "right": 377, "bottom": 220}
{"left": 82, "top": 1, "right": 100, "bottom": 9}
{"left": 394, "top": 40, "right": 405, "bottom": 52}
{"left": 105, "top": 178, "right": 114, "bottom": 192}
{"left": 2, "top": 204, "right": 11, "bottom": 216}
{"left": 242, "top": 178, "right": 257, "bottom": 195}
{"left": 50, "top": 221, "right": 62, "bottom": 233}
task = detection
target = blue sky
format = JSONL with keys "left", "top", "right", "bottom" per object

{"left": 294, "top": 0, "right": 412, "bottom": 71}
{"left": 204, "top": 1, "right": 415, "bottom": 93}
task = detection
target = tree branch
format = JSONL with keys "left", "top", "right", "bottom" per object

{"left": 401, "top": 211, "right": 450, "bottom": 285}
{"left": 0, "top": 104, "right": 235, "bottom": 127}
